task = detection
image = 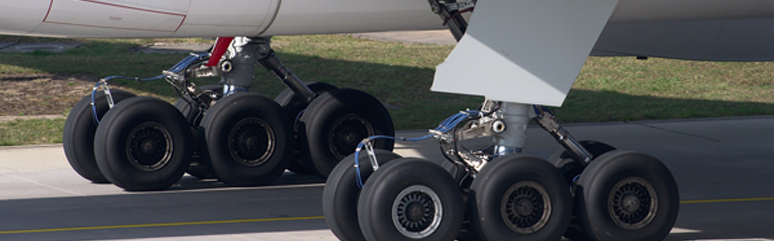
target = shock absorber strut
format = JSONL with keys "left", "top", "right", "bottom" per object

{"left": 216, "top": 37, "right": 316, "bottom": 101}
{"left": 426, "top": 0, "right": 594, "bottom": 167}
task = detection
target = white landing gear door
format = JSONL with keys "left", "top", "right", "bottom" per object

{"left": 431, "top": 0, "right": 619, "bottom": 107}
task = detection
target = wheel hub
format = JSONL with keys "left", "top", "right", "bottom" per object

{"left": 126, "top": 122, "right": 173, "bottom": 171}
{"left": 501, "top": 181, "right": 552, "bottom": 234}
{"left": 397, "top": 192, "right": 434, "bottom": 231}
{"left": 515, "top": 198, "right": 535, "bottom": 216}
{"left": 609, "top": 177, "right": 658, "bottom": 230}
{"left": 622, "top": 194, "right": 641, "bottom": 213}
{"left": 329, "top": 114, "right": 374, "bottom": 160}
{"left": 392, "top": 185, "right": 443, "bottom": 239}
{"left": 229, "top": 118, "right": 275, "bottom": 167}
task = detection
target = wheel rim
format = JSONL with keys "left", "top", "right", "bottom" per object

{"left": 500, "top": 181, "right": 553, "bottom": 234}
{"left": 228, "top": 117, "right": 275, "bottom": 167}
{"left": 392, "top": 185, "right": 443, "bottom": 239}
{"left": 608, "top": 176, "right": 658, "bottom": 230}
{"left": 126, "top": 122, "right": 173, "bottom": 172}
{"left": 328, "top": 114, "right": 374, "bottom": 160}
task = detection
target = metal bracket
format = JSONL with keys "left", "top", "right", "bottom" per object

{"left": 533, "top": 107, "right": 594, "bottom": 165}
{"left": 427, "top": 0, "right": 475, "bottom": 41}
{"left": 246, "top": 37, "right": 317, "bottom": 103}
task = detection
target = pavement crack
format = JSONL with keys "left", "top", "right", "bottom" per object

{"left": 629, "top": 122, "right": 722, "bottom": 142}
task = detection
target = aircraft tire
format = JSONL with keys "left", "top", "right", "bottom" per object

{"left": 173, "top": 85, "right": 222, "bottom": 180}
{"left": 199, "top": 92, "right": 293, "bottom": 186}
{"left": 274, "top": 82, "right": 338, "bottom": 175}
{"left": 547, "top": 140, "right": 616, "bottom": 240}
{"left": 94, "top": 97, "right": 193, "bottom": 191}
{"left": 323, "top": 149, "right": 402, "bottom": 241}
{"left": 575, "top": 150, "right": 679, "bottom": 241}
{"left": 299, "top": 88, "right": 394, "bottom": 178}
{"left": 357, "top": 158, "right": 463, "bottom": 241}
{"left": 63, "top": 89, "right": 136, "bottom": 184}
{"left": 547, "top": 140, "right": 617, "bottom": 185}
{"left": 468, "top": 154, "right": 572, "bottom": 241}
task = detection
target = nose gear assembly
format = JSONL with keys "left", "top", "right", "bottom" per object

{"left": 322, "top": 1, "right": 679, "bottom": 241}
{"left": 63, "top": 36, "right": 394, "bottom": 190}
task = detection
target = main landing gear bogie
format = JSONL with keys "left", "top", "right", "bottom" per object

{"left": 63, "top": 36, "right": 397, "bottom": 191}
{"left": 323, "top": 98, "right": 679, "bottom": 241}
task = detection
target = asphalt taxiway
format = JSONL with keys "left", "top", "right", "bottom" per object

{"left": 1, "top": 116, "right": 774, "bottom": 240}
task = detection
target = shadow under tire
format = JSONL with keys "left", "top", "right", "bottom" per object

{"left": 275, "top": 82, "right": 337, "bottom": 175}
{"left": 324, "top": 149, "right": 402, "bottom": 241}
{"left": 94, "top": 97, "right": 193, "bottom": 191}
{"left": 173, "top": 85, "right": 222, "bottom": 180}
{"left": 299, "top": 88, "right": 394, "bottom": 178}
{"left": 575, "top": 150, "right": 679, "bottom": 241}
{"left": 469, "top": 154, "right": 572, "bottom": 241}
{"left": 358, "top": 158, "right": 463, "bottom": 241}
{"left": 63, "top": 89, "right": 136, "bottom": 183}
{"left": 199, "top": 92, "right": 293, "bottom": 186}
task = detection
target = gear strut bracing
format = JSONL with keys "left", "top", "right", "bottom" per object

{"left": 324, "top": 0, "right": 679, "bottom": 241}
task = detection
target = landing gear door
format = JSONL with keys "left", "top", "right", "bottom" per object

{"left": 431, "top": 0, "right": 620, "bottom": 107}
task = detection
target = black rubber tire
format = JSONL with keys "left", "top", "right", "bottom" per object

{"left": 274, "top": 82, "right": 337, "bottom": 175}
{"left": 299, "top": 88, "right": 394, "bottom": 178}
{"left": 94, "top": 97, "right": 193, "bottom": 191}
{"left": 63, "top": 89, "right": 136, "bottom": 183}
{"left": 547, "top": 141, "right": 616, "bottom": 240}
{"left": 575, "top": 150, "right": 679, "bottom": 241}
{"left": 547, "top": 140, "right": 616, "bottom": 185}
{"left": 173, "top": 85, "right": 222, "bottom": 180}
{"left": 468, "top": 154, "right": 572, "bottom": 241}
{"left": 199, "top": 92, "right": 293, "bottom": 186}
{"left": 357, "top": 158, "right": 464, "bottom": 241}
{"left": 323, "top": 149, "right": 402, "bottom": 241}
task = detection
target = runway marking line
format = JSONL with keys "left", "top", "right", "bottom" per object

{"left": 0, "top": 216, "right": 324, "bottom": 235}
{"left": 680, "top": 197, "right": 774, "bottom": 204}
{"left": 1, "top": 197, "right": 773, "bottom": 235}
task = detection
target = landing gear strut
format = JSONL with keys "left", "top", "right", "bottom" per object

{"left": 64, "top": 36, "right": 395, "bottom": 190}
{"left": 322, "top": 1, "right": 679, "bottom": 240}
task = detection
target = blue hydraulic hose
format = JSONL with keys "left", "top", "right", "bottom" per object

{"left": 89, "top": 52, "right": 211, "bottom": 124}
{"left": 353, "top": 110, "right": 483, "bottom": 188}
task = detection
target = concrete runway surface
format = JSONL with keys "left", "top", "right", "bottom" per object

{"left": 1, "top": 116, "right": 774, "bottom": 241}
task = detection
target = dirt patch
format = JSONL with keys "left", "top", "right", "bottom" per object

{"left": 0, "top": 74, "right": 98, "bottom": 116}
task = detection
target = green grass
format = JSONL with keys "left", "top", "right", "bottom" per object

{"left": 2, "top": 34, "right": 774, "bottom": 146}
{"left": 0, "top": 119, "right": 65, "bottom": 146}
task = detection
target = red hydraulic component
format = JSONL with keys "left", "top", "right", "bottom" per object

{"left": 207, "top": 37, "right": 234, "bottom": 67}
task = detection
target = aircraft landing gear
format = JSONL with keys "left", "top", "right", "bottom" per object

{"left": 64, "top": 36, "right": 394, "bottom": 190}
{"left": 323, "top": 99, "right": 679, "bottom": 241}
